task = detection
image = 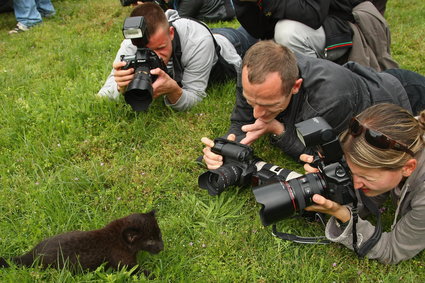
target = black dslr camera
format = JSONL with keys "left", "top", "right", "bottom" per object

{"left": 198, "top": 138, "right": 295, "bottom": 196}
{"left": 252, "top": 117, "right": 356, "bottom": 226}
{"left": 121, "top": 16, "right": 168, "bottom": 111}
{"left": 120, "top": 0, "right": 169, "bottom": 11}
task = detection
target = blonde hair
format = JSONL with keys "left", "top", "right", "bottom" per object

{"left": 340, "top": 103, "right": 425, "bottom": 170}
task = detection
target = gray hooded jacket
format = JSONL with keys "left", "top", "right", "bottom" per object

{"left": 326, "top": 150, "right": 425, "bottom": 264}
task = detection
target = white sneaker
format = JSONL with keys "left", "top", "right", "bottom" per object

{"left": 8, "top": 22, "right": 30, "bottom": 34}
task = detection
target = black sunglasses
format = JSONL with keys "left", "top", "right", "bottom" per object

{"left": 348, "top": 117, "right": 414, "bottom": 157}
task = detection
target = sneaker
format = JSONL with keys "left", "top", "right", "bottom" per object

{"left": 8, "top": 22, "right": 29, "bottom": 34}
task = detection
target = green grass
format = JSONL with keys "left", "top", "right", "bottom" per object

{"left": 1, "top": 0, "right": 425, "bottom": 281}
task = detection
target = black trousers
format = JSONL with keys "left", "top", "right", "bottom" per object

{"left": 384, "top": 68, "right": 425, "bottom": 115}
{"left": 371, "top": 0, "right": 388, "bottom": 16}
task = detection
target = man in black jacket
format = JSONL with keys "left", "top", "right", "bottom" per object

{"left": 232, "top": 0, "right": 363, "bottom": 61}
{"left": 201, "top": 41, "right": 425, "bottom": 167}
{"left": 171, "top": 0, "right": 235, "bottom": 22}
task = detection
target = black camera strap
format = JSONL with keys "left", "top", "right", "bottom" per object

{"left": 352, "top": 190, "right": 383, "bottom": 257}
{"left": 272, "top": 225, "right": 331, "bottom": 245}
{"left": 169, "top": 22, "right": 184, "bottom": 86}
{"left": 271, "top": 213, "right": 331, "bottom": 245}
{"left": 271, "top": 191, "right": 382, "bottom": 257}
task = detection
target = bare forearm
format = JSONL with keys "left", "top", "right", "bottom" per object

{"left": 164, "top": 84, "right": 183, "bottom": 104}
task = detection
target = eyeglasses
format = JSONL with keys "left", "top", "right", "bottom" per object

{"left": 348, "top": 117, "right": 414, "bottom": 157}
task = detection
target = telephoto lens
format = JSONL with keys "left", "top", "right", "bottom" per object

{"left": 253, "top": 173, "right": 326, "bottom": 226}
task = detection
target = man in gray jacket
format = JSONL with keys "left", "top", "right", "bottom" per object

{"left": 98, "top": 3, "right": 256, "bottom": 111}
{"left": 202, "top": 40, "right": 425, "bottom": 167}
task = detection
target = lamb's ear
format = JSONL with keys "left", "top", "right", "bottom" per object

{"left": 148, "top": 209, "right": 157, "bottom": 216}
{"left": 123, "top": 228, "right": 141, "bottom": 244}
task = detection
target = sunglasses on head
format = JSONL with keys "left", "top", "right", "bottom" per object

{"left": 348, "top": 117, "right": 414, "bottom": 157}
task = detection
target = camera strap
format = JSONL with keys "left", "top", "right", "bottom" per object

{"left": 272, "top": 225, "right": 331, "bottom": 244}
{"left": 271, "top": 192, "right": 382, "bottom": 255}
{"left": 271, "top": 213, "right": 331, "bottom": 245}
{"left": 169, "top": 22, "right": 184, "bottom": 86}
{"left": 352, "top": 190, "right": 383, "bottom": 257}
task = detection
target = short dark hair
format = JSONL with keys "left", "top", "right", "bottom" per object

{"left": 130, "top": 2, "right": 169, "bottom": 37}
{"left": 242, "top": 40, "right": 299, "bottom": 95}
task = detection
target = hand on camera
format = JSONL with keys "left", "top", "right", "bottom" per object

{"left": 305, "top": 194, "right": 351, "bottom": 223}
{"left": 240, "top": 119, "right": 284, "bottom": 145}
{"left": 150, "top": 68, "right": 182, "bottom": 103}
{"left": 113, "top": 61, "right": 134, "bottom": 94}
{"left": 300, "top": 153, "right": 351, "bottom": 222}
{"left": 299, "top": 154, "right": 320, "bottom": 173}
{"left": 201, "top": 134, "right": 236, "bottom": 170}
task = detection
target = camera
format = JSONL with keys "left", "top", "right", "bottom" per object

{"left": 198, "top": 138, "right": 297, "bottom": 196}
{"left": 252, "top": 117, "right": 356, "bottom": 226}
{"left": 120, "top": 0, "right": 169, "bottom": 11}
{"left": 121, "top": 16, "right": 168, "bottom": 111}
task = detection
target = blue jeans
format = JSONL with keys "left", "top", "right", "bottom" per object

{"left": 211, "top": 26, "right": 258, "bottom": 58}
{"left": 13, "top": 0, "right": 55, "bottom": 27}
{"left": 384, "top": 69, "right": 425, "bottom": 115}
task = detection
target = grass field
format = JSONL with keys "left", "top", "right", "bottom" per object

{"left": 0, "top": 0, "right": 424, "bottom": 282}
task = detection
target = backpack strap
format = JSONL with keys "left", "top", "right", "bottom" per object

{"left": 169, "top": 16, "right": 236, "bottom": 83}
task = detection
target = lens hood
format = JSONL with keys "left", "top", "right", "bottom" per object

{"left": 253, "top": 181, "right": 298, "bottom": 226}
{"left": 124, "top": 88, "right": 153, "bottom": 112}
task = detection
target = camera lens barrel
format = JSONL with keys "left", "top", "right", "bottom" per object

{"left": 198, "top": 165, "right": 243, "bottom": 196}
{"left": 122, "top": 48, "right": 168, "bottom": 112}
{"left": 253, "top": 173, "right": 326, "bottom": 226}
{"left": 124, "top": 65, "right": 153, "bottom": 112}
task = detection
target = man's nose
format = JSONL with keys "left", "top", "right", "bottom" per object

{"left": 253, "top": 106, "right": 266, "bottom": 119}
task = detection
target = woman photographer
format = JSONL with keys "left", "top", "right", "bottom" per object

{"left": 301, "top": 103, "right": 425, "bottom": 264}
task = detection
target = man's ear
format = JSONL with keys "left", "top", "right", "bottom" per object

{"left": 169, "top": 26, "right": 174, "bottom": 41}
{"left": 291, "top": 78, "right": 303, "bottom": 95}
{"left": 402, "top": 158, "right": 417, "bottom": 177}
